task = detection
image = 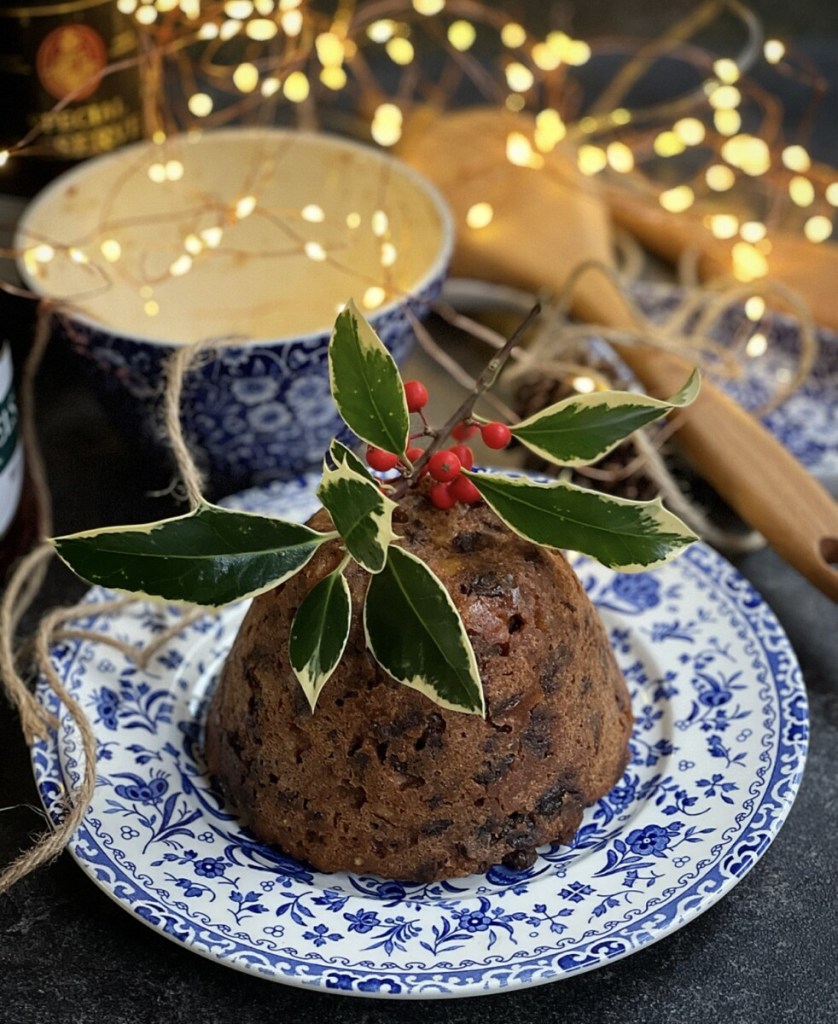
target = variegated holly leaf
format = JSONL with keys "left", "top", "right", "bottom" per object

{"left": 328, "top": 438, "right": 377, "bottom": 484}
{"left": 510, "top": 369, "right": 700, "bottom": 467}
{"left": 364, "top": 546, "right": 485, "bottom": 715}
{"left": 466, "top": 471, "right": 696, "bottom": 571}
{"left": 51, "top": 503, "right": 330, "bottom": 606}
{"left": 317, "top": 459, "right": 397, "bottom": 573}
{"left": 329, "top": 299, "right": 409, "bottom": 456}
{"left": 289, "top": 568, "right": 352, "bottom": 711}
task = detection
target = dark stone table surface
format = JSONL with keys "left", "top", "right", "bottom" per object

{"left": 2, "top": 16, "right": 838, "bottom": 1024}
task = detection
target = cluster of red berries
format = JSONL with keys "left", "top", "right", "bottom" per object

{"left": 364, "top": 378, "right": 512, "bottom": 510}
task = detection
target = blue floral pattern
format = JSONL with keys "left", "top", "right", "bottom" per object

{"left": 58, "top": 272, "right": 446, "bottom": 490}
{"left": 30, "top": 475, "right": 808, "bottom": 997}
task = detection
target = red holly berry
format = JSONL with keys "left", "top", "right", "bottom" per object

{"left": 366, "top": 447, "right": 399, "bottom": 472}
{"left": 449, "top": 444, "right": 474, "bottom": 470}
{"left": 449, "top": 475, "right": 481, "bottom": 504}
{"left": 481, "top": 421, "right": 512, "bottom": 450}
{"left": 452, "top": 421, "right": 479, "bottom": 441}
{"left": 405, "top": 445, "right": 425, "bottom": 465}
{"left": 429, "top": 482, "right": 456, "bottom": 510}
{"left": 404, "top": 379, "right": 429, "bottom": 413}
{"left": 428, "top": 450, "right": 462, "bottom": 483}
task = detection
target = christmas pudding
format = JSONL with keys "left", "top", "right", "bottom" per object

{"left": 204, "top": 490, "right": 633, "bottom": 881}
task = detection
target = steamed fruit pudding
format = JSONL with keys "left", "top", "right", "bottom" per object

{"left": 204, "top": 489, "right": 634, "bottom": 882}
{"left": 52, "top": 301, "right": 698, "bottom": 883}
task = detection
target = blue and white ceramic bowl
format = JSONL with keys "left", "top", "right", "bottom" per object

{"left": 16, "top": 127, "right": 453, "bottom": 490}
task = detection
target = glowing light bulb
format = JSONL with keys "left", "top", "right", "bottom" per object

{"left": 764, "top": 39, "right": 785, "bottom": 64}
{"left": 745, "top": 296, "right": 765, "bottom": 321}
{"left": 606, "top": 141, "right": 634, "bottom": 173}
{"left": 659, "top": 185, "right": 694, "bottom": 213}
{"left": 789, "top": 175, "right": 815, "bottom": 207}
{"left": 235, "top": 195, "right": 257, "bottom": 219}
{"left": 745, "top": 332, "right": 768, "bottom": 357}
{"left": 501, "top": 23, "right": 526, "bottom": 48}
{"left": 412, "top": 0, "right": 445, "bottom": 14}
{"left": 371, "top": 103, "right": 403, "bottom": 147}
{"left": 505, "top": 61, "right": 534, "bottom": 92}
{"left": 233, "top": 62, "right": 259, "bottom": 93}
{"left": 781, "top": 145, "right": 811, "bottom": 172}
{"left": 386, "top": 37, "right": 414, "bottom": 65}
{"left": 732, "top": 242, "right": 769, "bottom": 281}
{"left": 706, "top": 164, "right": 736, "bottom": 191}
{"left": 305, "top": 241, "right": 327, "bottom": 262}
{"left": 572, "top": 375, "right": 596, "bottom": 394}
{"left": 188, "top": 93, "right": 213, "bottom": 117}
{"left": 367, "top": 19, "right": 395, "bottom": 43}
{"left": 714, "top": 109, "right": 741, "bottom": 136}
{"left": 709, "top": 214, "right": 739, "bottom": 239}
{"left": 316, "top": 31, "right": 345, "bottom": 67}
{"left": 507, "top": 132, "right": 544, "bottom": 169}
{"left": 283, "top": 71, "right": 310, "bottom": 102}
{"left": 100, "top": 239, "right": 122, "bottom": 262}
{"left": 654, "top": 131, "right": 686, "bottom": 158}
{"left": 380, "top": 242, "right": 397, "bottom": 267}
{"left": 169, "top": 254, "right": 193, "bottom": 277}
{"left": 280, "top": 9, "right": 302, "bottom": 35}
{"left": 201, "top": 227, "right": 223, "bottom": 248}
{"left": 673, "top": 118, "right": 705, "bottom": 146}
{"left": 466, "top": 202, "right": 494, "bottom": 229}
{"left": 577, "top": 145, "right": 606, "bottom": 175}
{"left": 532, "top": 43, "right": 561, "bottom": 71}
{"left": 804, "top": 215, "right": 832, "bottom": 243}
{"left": 363, "top": 286, "right": 386, "bottom": 309}
{"left": 246, "top": 19, "right": 278, "bottom": 41}
{"left": 301, "top": 204, "right": 325, "bottom": 223}
{"left": 713, "top": 58, "right": 740, "bottom": 83}
{"left": 372, "top": 210, "right": 389, "bottom": 237}
{"left": 448, "top": 20, "right": 476, "bottom": 51}
{"left": 740, "top": 221, "right": 766, "bottom": 243}
{"left": 534, "top": 108, "right": 566, "bottom": 151}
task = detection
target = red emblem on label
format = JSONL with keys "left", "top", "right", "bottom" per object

{"left": 36, "top": 23, "right": 107, "bottom": 102}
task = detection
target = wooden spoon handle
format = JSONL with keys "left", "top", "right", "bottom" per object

{"left": 574, "top": 285, "right": 838, "bottom": 601}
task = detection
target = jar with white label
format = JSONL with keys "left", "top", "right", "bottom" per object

{"left": 0, "top": 342, "right": 37, "bottom": 579}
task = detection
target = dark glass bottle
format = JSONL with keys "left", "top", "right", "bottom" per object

{"left": 0, "top": 0, "right": 144, "bottom": 197}
{"left": 0, "top": 341, "right": 38, "bottom": 580}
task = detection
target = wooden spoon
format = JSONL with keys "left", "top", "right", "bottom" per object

{"left": 398, "top": 107, "right": 838, "bottom": 601}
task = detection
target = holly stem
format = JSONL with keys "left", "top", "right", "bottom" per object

{"left": 394, "top": 303, "right": 541, "bottom": 497}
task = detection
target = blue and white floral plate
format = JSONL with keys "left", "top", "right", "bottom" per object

{"left": 31, "top": 475, "right": 808, "bottom": 998}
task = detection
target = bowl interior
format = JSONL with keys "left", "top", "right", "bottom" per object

{"left": 16, "top": 128, "right": 451, "bottom": 344}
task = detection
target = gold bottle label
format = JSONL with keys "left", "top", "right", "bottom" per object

{"left": 0, "top": 0, "right": 143, "bottom": 164}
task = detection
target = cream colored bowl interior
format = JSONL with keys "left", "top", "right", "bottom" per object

{"left": 16, "top": 129, "right": 450, "bottom": 344}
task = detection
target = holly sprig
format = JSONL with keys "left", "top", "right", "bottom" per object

{"left": 52, "top": 298, "right": 699, "bottom": 716}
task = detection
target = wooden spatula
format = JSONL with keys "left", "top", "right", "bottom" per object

{"left": 398, "top": 107, "right": 838, "bottom": 601}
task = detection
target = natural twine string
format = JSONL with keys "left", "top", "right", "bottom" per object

{"left": 0, "top": 306, "right": 214, "bottom": 896}
{"left": 0, "top": 260, "right": 819, "bottom": 895}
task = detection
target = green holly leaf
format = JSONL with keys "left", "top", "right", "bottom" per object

{"left": 51, "top": 503, "right": 330, "bottom": 606}
{"left": 317, "top": 459, "right": 397, "bottom": 573}
{"left": 328, "top": 438, "right": 377, "bottom": 484}
{"left": 510, "top": 369, "right": 700, "bottom": 468}
{"left": 328, "top": 299, "right": 409, "bottom": 456}
{"left": 364, "top": 546, "right": 485, "bottom": 715}
{"left": 465, "top": 471, "right": 696, "bottom": 571}
{"left": 289, "top": 568, "right": 352, "bottom": 711}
